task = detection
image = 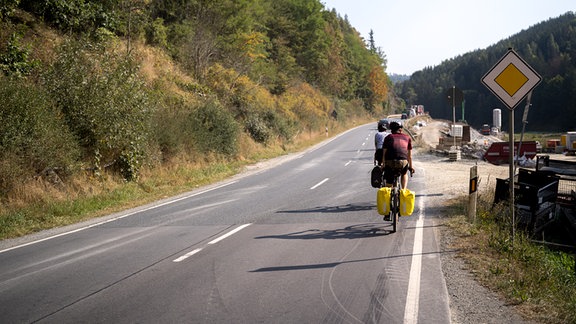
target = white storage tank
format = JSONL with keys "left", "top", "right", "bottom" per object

{"left": 493, "top": 109, "right": 501, "bottom": 130}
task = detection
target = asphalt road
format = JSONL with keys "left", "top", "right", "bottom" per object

{"left": 0, "top": 124, "right": 451, "bottom": 323}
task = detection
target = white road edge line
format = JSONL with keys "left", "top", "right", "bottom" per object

{"left": 310, "top": 178, "right": 329, "bottom": 190}
{"left": 0, "top": 181, "right": 238, "bottom": 254}
{"left": 404, "top": 196, "right": 425, "bottom": 324}
{"left": 208, "top": 223, "right": 252, "bottom": 245}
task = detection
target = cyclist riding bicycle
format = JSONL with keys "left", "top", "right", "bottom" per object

{"left": 381, "top": 121, "right": 415, "bottom": 189}
{"left": 374, "top": 122, "right": 388, "bottom": 166}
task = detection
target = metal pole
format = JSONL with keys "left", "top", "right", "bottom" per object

{"left": 515, "top": 92, "right": 532, "bottom": 175}
{"left": 452, "top": 86, "right": 456, "bottom": 148}
{"left": 509, "top": 109, "right": 515, "bottom": 245}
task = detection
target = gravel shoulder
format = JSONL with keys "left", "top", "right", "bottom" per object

{"left": 415, "top": 154, "right": 534, "bottom": 324}
{"left": 412, "top": 120, "right": 539, "bottom": 323}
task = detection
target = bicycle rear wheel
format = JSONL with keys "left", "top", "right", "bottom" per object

{"left": 391, "top": 189, "right": 399, "bottom": 233}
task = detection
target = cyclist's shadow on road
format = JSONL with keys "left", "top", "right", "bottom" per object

{"left": 254, "top": 223, "right": 393, "bottom": 241}
{"left": 277, "top": 202, "right": 374, "bottom": 214}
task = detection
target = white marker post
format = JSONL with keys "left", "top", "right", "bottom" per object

{"left": 469, "top": 165, "right": 478, "bottom": 222}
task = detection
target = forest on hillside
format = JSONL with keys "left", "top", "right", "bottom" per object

{"left": 0, "top": 0, "right": 395, "bottom": 198}
{"left": 395, "top": 12, "right": 576, "bottom": 132}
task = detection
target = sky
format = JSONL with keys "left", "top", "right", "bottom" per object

{"left": 322, "top": 0, "right": 575, "bottom": 75}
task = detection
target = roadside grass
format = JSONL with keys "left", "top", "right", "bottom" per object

{"left": 0, "top": 122, "right": 361, "bottom": 241}
{"left": 0, "top": 160, "right": 242, "bottom": 240}
{"left": 444, "top": 194, "right": 576, "bottom": 324}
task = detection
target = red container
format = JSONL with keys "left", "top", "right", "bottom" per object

{"left": 484, "top": 141, "right": 537, "bottom": 165}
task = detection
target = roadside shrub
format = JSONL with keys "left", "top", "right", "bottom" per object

{"left": 146, "top": 17, "right": 168, "bottom": 48}
{"left": 150, "top": 94, "right": 189, "bottom": 161}
{"left": 0, "top": 33, "right": 38, "bottom": 78}
{"left": 19, "top": 0, "right": 114, "bottom": 34}
{"left": 44, "top": 38, "right": 154, "bottom": 181}
{"left": 262, "top": 110, "right": 296, "bottom": 142}
{"left": 0, "top": 77, "right": 79, "bottom": 195}
{"left": 279, "top": 82, "right": 331, "bottom": 131}
{"left": 244, "top": 110, "right": 296, "bottom": 144}
{"left": 245, "top": 114, "right": 271, "bottom": 144}
{"left": 188, "top": 99, "right": 239, "bottom": 156}
{"left": 0, "top": 0, "right": 20, "bottom": 20}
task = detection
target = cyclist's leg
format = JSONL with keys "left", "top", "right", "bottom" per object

{"left": 399, "top": 161, "right": 409, "bottom": 189}
{"left": 374, "top": 149, "right": 383, "bottom": 166}
{"left": 383, "top": 165, "right": 393, "bottom": 186}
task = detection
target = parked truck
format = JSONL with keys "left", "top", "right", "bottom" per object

{"left": 560, "top": 131, "right": 576, "bottom": 154}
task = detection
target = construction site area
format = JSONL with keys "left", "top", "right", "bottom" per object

{"left": 410, "top": 115, "right": 576, "bottom": 252}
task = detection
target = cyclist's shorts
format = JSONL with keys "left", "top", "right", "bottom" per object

{"left": 384, "top": 160, "right": 409, "bottom": 183}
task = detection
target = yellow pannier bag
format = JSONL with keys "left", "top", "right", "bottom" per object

{"left": 377, "top": 187, "right": 391, "bottom": 215}
{"left": 399, "top": 188, "right": 415, "bottom": 216}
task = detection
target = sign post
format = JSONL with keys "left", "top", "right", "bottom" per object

{"left": 481, "top": 49, "right": 541, "bottom": 243}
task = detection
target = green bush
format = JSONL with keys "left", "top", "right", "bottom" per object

{"left": 19, "top": 0, "right": 114, "bottom": 34}
{"left": 146, "top": 17, "right": 168, "bottom": 48}
{"left": 244, "top": 110, "right": 296, "bottom": 144}
{"left": 188, "top": 99, "right": 239, "bottom": 156}
{"left": 0, "top": 33, "right": 38, "bottom": 78}
{"left": 0, "top": 0, "right": 20, "bottom": 20}
{"left": 44, "top": 38, "right": 154, "bottom": 181}
{"left": 0, "top": 77, "right": 80, "bottom": 195}
{"left": 245, "top": 115, "right": 271, "bottom": 144}
{"left": 151, "top": 100, "right": 186, "bottom": 161}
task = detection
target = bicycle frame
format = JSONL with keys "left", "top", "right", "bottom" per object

{"left": 382, "top": 168, "right": 403, "bottom": 233}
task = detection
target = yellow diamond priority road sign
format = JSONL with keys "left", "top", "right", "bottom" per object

{"left": 481, "top": 49, "right": 541, "bottom": 110}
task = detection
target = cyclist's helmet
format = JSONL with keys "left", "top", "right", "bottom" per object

{"left": 389, "top": 121, "right": 403, "bottom": 132}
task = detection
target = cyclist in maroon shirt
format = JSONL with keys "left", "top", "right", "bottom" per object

{"left": 381, "top": 121, "right": 415, "bottom": 189}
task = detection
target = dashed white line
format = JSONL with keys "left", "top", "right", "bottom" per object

{"left": 208, "top": 223, "right": 252, "bottom": 245}
{"left": 173, "top": 224, "right": 252, "bottom": 263}
{"left": 310, "top": 178, "right": 329, "bottom": 190}
{"left": 173, "top": 248, "right": 202, "bottom": 262}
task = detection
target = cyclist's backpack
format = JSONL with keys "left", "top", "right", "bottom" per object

{"left": 371, "top": 166, "right": 383, "bottom": 188}
{"left": 376, "top": 187, "right": 391, "bottom": 215}
{"left": 399, "top": 189, "right": 415, "bottom": 216}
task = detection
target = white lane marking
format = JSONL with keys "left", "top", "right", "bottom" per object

{"left": 310, "top": 178, "right": 329, "bottom": 190}
{"left": 403, "top": 197, "right": 425, "bottom": 324}
{"left": 173, "top": 248, "right": 203, "bottom": 262}
{"left": 0, "top": 181, "right": 238, "bottom": 254}
{"left": 173, "top": 224, "right": 252, "bottom": 262}
{"left": 345, "top": 160, "right": 352, "bottom": 167}
{"left": 208, "top": 223, "right": 252, "bottom": 245}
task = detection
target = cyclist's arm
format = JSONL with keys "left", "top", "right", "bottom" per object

{"left": 380, "top": 148, "right": 387, "bottom": 169}
{"left": 407, "top": 149, "right": 415, "bottom": 173}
